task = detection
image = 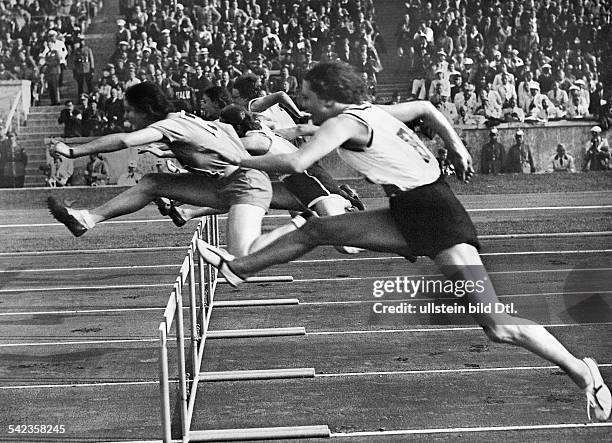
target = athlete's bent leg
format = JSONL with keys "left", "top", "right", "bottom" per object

{"left": 226, "top": 203, "right": 267, "bottom": 256}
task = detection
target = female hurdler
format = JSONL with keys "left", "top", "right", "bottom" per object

{"left": 195, "top": 62, "right": 610, "bottom": 421}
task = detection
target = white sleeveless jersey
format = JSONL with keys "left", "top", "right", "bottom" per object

{"left": 337, "top": 104, "right": 440, "bottom": 190}
{"left": 247, "top": 100, "right": 296, "bottom": 129}
{"left": 245, "top": 124, "right": 298, "bottom": 155}
{"left": 148, "top": 111, "right": 249, "bottom": 175}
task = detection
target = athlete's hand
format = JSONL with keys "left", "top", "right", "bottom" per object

{"left": 138, "top": 143, "right": 173, "bottom": 158}
{"left": 453, "top": 151, "right": 475, "bottom": 183}
{"left": 217, "top": 150, "right": 243, "bottom": 166}
{"left": 49, "top": 140, "right": 71, "bottom": 158}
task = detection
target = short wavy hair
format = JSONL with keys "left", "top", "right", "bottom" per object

{"left": 203, "top": 86, "right": 233, "bottom": 110}
{"left": 304, "top": 62, "right": 367, "bottom": 104}
{"left": 124, "top": 82, "right": 173, "bottom": 122}
{"left": 233, "top": 73, "right": 261, "bottom": 100}
{"left": 219, "top": 104, "right": 262, "bottom": 137}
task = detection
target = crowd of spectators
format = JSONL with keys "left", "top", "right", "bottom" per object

{"left": 54, "top": 0, "right": 383, "bottom": 138}
{"left": 0, "top": 0, "right": 102, "bottom": 106}
{"left": 395, "top": 0, "right": 612, "bottom": 128}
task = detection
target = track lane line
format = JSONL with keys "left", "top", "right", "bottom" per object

{"left": 1, "top": 231, "right": 610, "bottom": 256}
{"left": 330, "top": 422, "right": 612, "bottom": 438}
{"left": 1, "top": 290, "right": 610, "bottom": 316}
{"left": 1, "top": 249, "right": 610, "bottom": 273}
{"left": 2, "top": 321, "right": 612, "bottom": 347}
{"left": 1, "top": 364, "right": 611, "bottom": 390}
{"left": 2, "top": 267, "right": 610, "bottom": 293}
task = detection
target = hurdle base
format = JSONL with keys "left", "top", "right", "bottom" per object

{"left": 218, "top": 275, "right": 293, "bottom": 284}
{"left": 200, "top": 367, "right": 315, "bottom": 382}
{"left": 189, "top": 425, "right": 331, "bottom": 441}
{"left": 215, "top": 298, "right": 299, "bottom": 307}
{"left": 207, "top": 327, "right": 305, "bottom": 339}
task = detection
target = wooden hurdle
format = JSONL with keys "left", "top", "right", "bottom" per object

{"left": 157, "top": 215, "right": 330, "bottom": 442}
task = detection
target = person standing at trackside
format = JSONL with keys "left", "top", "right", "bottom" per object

{"left": 505, "top": 129, "right": 535, "bottom": 173}
{"left": 548, "top": 144, "right": 576, "bottom": 173}
{"left": 480, "top": 127, "right": 505, "bottom": 174}
{"left": 85, "top": 153, "right": 110, "bottom": 186}
{"left": 71, "top": 35, "right": 95, "bottom": 98}
{"left": 117, "top": 161, "right": 142, "bottom": 186}
{"left": 195, "top": 63, "right": 611, "bottom": 423}
{"left": 583, "top": 125, "right": 610, "bottom": 171}
{"left": 436, "top": 148, "right": 455, "bottom": 176}
{"left": 0, "top": 132, "right": 27, "bottom": 188}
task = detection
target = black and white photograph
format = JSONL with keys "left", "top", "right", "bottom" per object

{"left": 0, "top": 0, "right": 610, "bottom": 442}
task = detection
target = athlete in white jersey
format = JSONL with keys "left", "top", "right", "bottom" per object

{"left": 336, "top": 103, "right": 440, "bottom": 190}
{"left": 47, "top": 82, "right": 273, "bottom": 256}
{"left": 196, "top": 62, "right": 610, "bottom": 422}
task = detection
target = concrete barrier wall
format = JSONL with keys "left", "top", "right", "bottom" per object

{"left": 320, "top": 120, "right": 609, "bottom": 179}
{"left": 50, "top": 121, "right": 610, "bottom": 181}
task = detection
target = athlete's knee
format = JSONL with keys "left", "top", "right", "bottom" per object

{"left": 137, "top": 173, "right": 158, "bottom": 190}
{"left": 299, "top": 217, "right": 334, "bottom": 245}
{"left": 482, "top": 322, "right": 526, "bottom": 345}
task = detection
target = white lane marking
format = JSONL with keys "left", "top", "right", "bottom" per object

{"left": 0, "top": 264, "right": 179, "bottom": 273}
{"left": 298, "top": 290, "right": 612, "bottom": 305}
{"left": 1, "top": 205, "right": 610, "bottom": 229}
{"left": 1, "top": 249, "right": 609, "bottom": 273}
{"left": 317, "top": 363, "right": 612, "bottom": 378}
{"left": 2, "top": 267, "right": 610, "bottom": 293}
{"left": 330, "top": 422, "right": 612, "bottom": 438}
{"left": 469, "top": 205, "right": 612, "bottom": 211}
{"left": 1, "top": 321, "right": 611, "bottom": 347}
{"left": 293, "top": 267, "right": 612, "bottom": 283}
{"left": 2, "top": 364, "right": 611, "bottom": 390}
{"left": 307, "top": 321, "right": 612, "bottom": 335}
{"left": 0, "top": 283, "right": 173, "bottom": 293}
{"left": 1, "top": 290, "right": 610, "bottom": 316}
{"left": 291, "top": 249, "right": 612, "bottom": 264}
{"left": 1, "top": 232, "right": 609, "bottom": 256}
{"left": 0, "top": 213, "right": 288, "bottom": 228}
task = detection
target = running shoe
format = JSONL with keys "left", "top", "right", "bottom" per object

{"left": 195, "top": 239, "right": 244, "bottom": 287}
{"left": 339, "top": 184, "right": 365, "bottom": 211}
{"left": 154, "top": 197, "right": 171, "bottom": 216}
{"left": 583, "top": 358, "right": 611, "bottom": 421}
{"left": 166, "top": 159, "right": 186, "bottom": 173}
{"left": 47, "top": 196, "right": 88, "bottom": 237}
{"left": 168, "top": 203, "right": 187, "bottom": 227}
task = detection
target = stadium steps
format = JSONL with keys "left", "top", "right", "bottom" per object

{"left": 372, "top": 0, "right": 414, "bottom": 102}
{"left": 22, "top": 0, "right": 120, "bottom": 187}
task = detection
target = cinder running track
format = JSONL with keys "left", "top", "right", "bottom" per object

{"left": 0, "top": 191, "right": 610, "bottom": 442}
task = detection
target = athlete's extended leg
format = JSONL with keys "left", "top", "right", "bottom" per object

{"left": 434, "top": 243, "right": 610, "bottom": 420}
{"left": 199, "top": 208, "right": 412, "bottom": 277}
{"left": 49, "top": 173, "right": 229, "bottom": 235}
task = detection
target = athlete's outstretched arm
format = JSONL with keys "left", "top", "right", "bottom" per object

{"left": 273, "top": 123, "right": 319, "bottom": 141}
{"left": 50, "top": 128, "right": 164, "bottom": 159}
{"left": 250, "top": 91, "right": 307, "bottom": 118}
{"left": 237, "top": 116, "right": 363, "bottom": 174}
{"left": 378, "top": 101, "right": 474, "bottom": 182}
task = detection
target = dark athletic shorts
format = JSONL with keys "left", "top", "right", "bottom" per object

{"left": 282, "top": 162, "right": 340, "bottom": 208}
{"left": 387, "top": 176, "right": 480, "bottom": 259}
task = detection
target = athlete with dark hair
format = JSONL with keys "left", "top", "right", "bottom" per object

{"left": 196, "top": 62, "right": 611, "bottom": 421}
{"left": 47, "top": 82, "right": 274, "bottom": 256}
